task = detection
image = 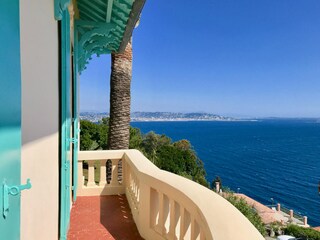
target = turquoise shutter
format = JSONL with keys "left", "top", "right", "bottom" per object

{"left": 0, "top": 0, "right": 22, "bottom": 239}
{"left": 60, "top": 9, "right": 72, "bottom": 240}
{"left": 72, "top": 23, "right": 79, "bottom": 202}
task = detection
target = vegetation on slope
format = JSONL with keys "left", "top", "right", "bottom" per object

{"left": 80, "top": 118, "right": 269, "bottom": 235}
{"left": 80, "top": 118, "right": 208, "bottom": 187}
{"left": 285, "top": 224, "right": 320, "bottom": 240}
{"left": 225, "top": 193, "right": 266, "bottom": 236}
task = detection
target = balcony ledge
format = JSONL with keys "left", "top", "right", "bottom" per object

{"left": 75, "top": 149, "right": 264, "bottom": 240}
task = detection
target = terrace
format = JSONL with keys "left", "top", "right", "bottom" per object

{"left": 2, "top": 1, "right": 316, "bottom": 240}
{"left": 67, "top": 149, "right": 264, "bottom": 240}
{"left": 59, "top": 1, "right": 267, "bottom": 239}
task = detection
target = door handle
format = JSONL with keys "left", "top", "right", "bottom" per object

{"left": 3, "top": 179, "right": 32, "bottom": 218}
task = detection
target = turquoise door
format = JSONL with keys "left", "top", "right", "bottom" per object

{"left": 72, "top": 115, "right": 79, "bottom": 202}
{"left": 72, "top": 27, "right": 79, "bottom": 201}
{"left": 0, "top": 0, "right": 22, "bottom": 239}
{"left": 60, "top": 9, "right": 72, "bottom": 240}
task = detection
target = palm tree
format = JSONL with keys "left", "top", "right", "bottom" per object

{"left": 107, "top": 40, "right": 132, "bottom": 150}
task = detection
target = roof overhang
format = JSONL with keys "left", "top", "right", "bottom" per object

{"left": 55, "top": 0, "right": 146, "bottom": 72}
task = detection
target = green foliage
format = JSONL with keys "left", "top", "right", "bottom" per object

{"left": 97, "top": 118, "right": 108, "bottom": 149}
{"left": 285, "top": 224, "right": 320, "bottom": 240}
{"left": 226, "top": 194, "right": 266, "bottom": 236}
{"left": 129, "top": 127, "right": 143, "bottom": 149}
{"left": 140, "top": 133, "right": 208, "bottom": 187}
{"left": 174, "top": 139, "right": 191, "bottom": 150}
{"left": 80, "top": 120, "right": 209, "bottom": 187}
{"left": 141, "top": 132, "right": 171, "bottom": 164}
{"left": 80, "top": 118, "right": 108, "bottom": 150}
{"left": 80, "top": 120, "right": 98, "bottom": 150}
{"left": 268, "top": 221, "right": 284, "bottom": 236}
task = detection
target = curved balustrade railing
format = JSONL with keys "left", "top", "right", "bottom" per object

{"left": 78, "top": 150, "right": 264, "bottom": 240}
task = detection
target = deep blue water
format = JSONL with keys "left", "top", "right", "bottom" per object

{"left": 131, "top": 120, "right": 320, "bottom": 226}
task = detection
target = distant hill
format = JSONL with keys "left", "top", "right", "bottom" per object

{"left": 80, "top": 111, "right": 235, "bottom": 122}
{"left": 130, "top": 112, "right": 234, "bottom": 121}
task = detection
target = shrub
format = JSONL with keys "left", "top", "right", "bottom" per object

{"left": 285, "top": 224, "right": 320, "bottom": 240}
{"left": 225, "top": 194, "right": 266, "bottom": 236}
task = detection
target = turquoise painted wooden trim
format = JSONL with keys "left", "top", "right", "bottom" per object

{"left": 0, "top": 0, "right": 22, "bottom": 239}
{"left": 54, "top": 0, "right": 71, "bottom": 20}
{"left": 60, "top": 9, "right": 72, "bottom": 240}
{"left": 3, "top": 179, "right": 31, "bottom": 219}
{"left": 72, "top": 25, "right": 79, "bottom": 202}
{"left": 0, "top": 129, "right": 21, "bottom": 239}
{"left": 72, "top": 118, "right": 79, "bottom": 202}
{"left": 75, "top": 20, "right": 117, "bottom": 73}
{"left": 75, "top": 0, "right": 135, "bottom": 73}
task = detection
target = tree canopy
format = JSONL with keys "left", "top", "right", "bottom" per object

{"left": 80, "top": 118, "right": 208, "bottom": 187}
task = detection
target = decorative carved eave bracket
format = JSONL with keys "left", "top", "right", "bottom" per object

{"left": 59, "top": 0, "right": 147, "bottom": 74}
{"left": 75, "top": 20, "right": 121, "bottom": 73}
{"left": 55, "top": 0, "right": 71, "bottom": 20}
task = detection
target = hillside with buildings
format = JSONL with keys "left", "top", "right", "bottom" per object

{"left": 80, "top": 111, "right": 235, "bottom": 122}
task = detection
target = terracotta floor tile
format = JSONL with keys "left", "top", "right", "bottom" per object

{"left": 67, "top": 195, "right": 144, "bottom": 240}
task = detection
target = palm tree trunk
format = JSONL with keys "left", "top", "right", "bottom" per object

{"left": 108, "top": 41, "right": 132, "bottom": 150}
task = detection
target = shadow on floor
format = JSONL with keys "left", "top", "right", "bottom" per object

{"left": 100, "top": 194, "right": 144, "bottom": 240}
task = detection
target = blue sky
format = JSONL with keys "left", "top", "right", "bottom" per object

{"left": 80, "top": 0, "right": 320, "bottom": 118}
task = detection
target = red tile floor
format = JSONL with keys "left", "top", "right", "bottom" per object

{"left": 67, "top": 195, "right": 144, "bottom": 240}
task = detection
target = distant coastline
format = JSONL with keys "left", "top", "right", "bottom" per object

{"left": 80, "top": 111, "right": 320, "bottom": 123}
{"left": 130, "top": 118, "right": 258, "bottom": 122}
{"left": 80, "top": 111, "right": 257, "bottom": 122}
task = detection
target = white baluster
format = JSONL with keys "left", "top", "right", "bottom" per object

{"left": 200, "top": 229, "right": 206, "bottom": 240}
{"left": 155, "top": 192, "right": 165, "bottom": 235}
{"left": 110, "top": 159, "right": 119, "bottom": 185}
{"left": 136, "top": 180, "right": 140, "bottom": 203}
{"left": 180, "top": 207, "right": 191, "bottom": 240}
{"left": 124, "top": 162, "right": 130, "bottom": 187}
{"left": 131, "top": 174, "right": 135, "bottom": 193}
{"left": 134, "top": 175, "right": 138, "bottom": 199}
{"left": 87, "top": 161, "right": 96, "bottom": 187}
{"left": 191, "top": 217, "right": 200, "bottom": 240}
{"left": 162, "top": 195, "right": 170, "bottom": 236}
{"left": 99, "top": 160, "right": 107, "bottom": 186}
{"left": 78, "top": 161, "right": 83, "bottom": 189}
{"left": 179, "top": 206, "right": 185, "bottom": 240}
{"left": 168, "top": 199, "right": 177, "bottom": 240}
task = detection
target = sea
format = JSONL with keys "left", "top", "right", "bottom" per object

{"left": 131, "top": 119, "right": 320, "bottom": 226}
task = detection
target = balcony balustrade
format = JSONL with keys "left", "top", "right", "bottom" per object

{"left": 77, "top": 150, "right": 264, "bottom": 240}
